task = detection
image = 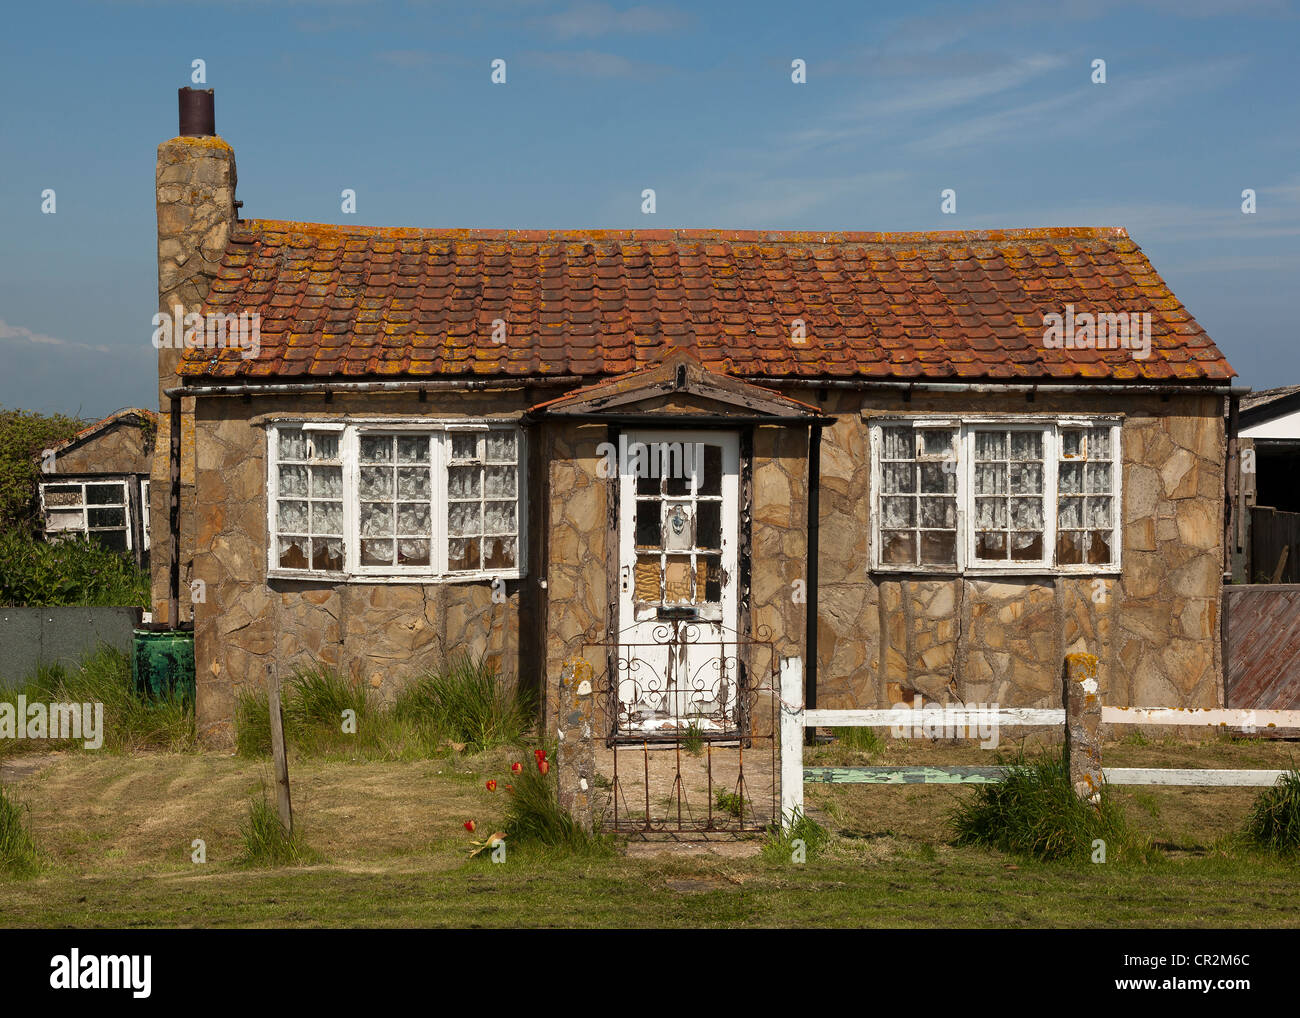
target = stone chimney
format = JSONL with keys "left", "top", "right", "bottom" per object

{"left": 150, "top": 87, "right": 238, "bottom": 623}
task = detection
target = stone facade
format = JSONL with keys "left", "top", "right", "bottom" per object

{"left": 185, "top": 381, "right": 1225, "bottom": 745}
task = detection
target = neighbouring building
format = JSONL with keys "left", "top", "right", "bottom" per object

{"left": 39, "top": 407, "right": 156, "bottom": 567}
{"left": 151, "top": 90, "right": 1243, "bottom": 767}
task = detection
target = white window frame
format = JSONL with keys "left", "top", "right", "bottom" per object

{"left": 39, "top": 478, "right": 134, "bottom": 552}
{"left": 869, "top": 415, "right": 1121, "bottom": 575}
{"left": 266, "top": 419, "right": 527, "bottom": 583}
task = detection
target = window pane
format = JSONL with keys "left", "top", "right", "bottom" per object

{"left": 483, "top": 536, "right": 516, "bottom": 570}
{"left": 881, "top": 426, "right": 912, "bottom": 460}
{"left": 485, "top": 500, "right": 516, "bottom": 534}
{"left": 975, "top": 431, "right": 1006, "bottom": 459}
{"left": 360, "top": 466, "right": 390, "bottom": 500}
{"left": 976, "top": 531, "right": 1007, "bottom": 560}
{"left": 882, "top": 462, "right": 915, "bottom": 494}
{"left": 398, "top": 538, "right": 430, "bottom": 566}
{"left": 88, "top": 507, "right": 125, "bottom": 528}
{"left": 1089, "top": 427, "right": 1112, "bottom": 459}
{"left": 1087, "top": 530, "right": 1112, "bottom": 564}
{"left": 87, "top": 483, "right": 124, "bottom": 506}
{"left": 1057, "top": 531, "right": 1083, "bottom": 565}
{"left": 361, "top": 502, "right": 393, "bottom": 537}
{"left": 702, "top": 554, "right": 722, "bottom": 602}
{"left": 1010, "top": 463, "right": 1042, "bottom": 494}
{"left": 312, "top": 501, "right": 343, "bottom": 535}
{"left": 485, "top": 465, "right": 515, "bottom": 498}
{"left": 485, "top": 431, "right": 517, "bottom": 463}
{"left": 279, "top": 536, "right": 309, "bottom": 569}
{"left": 310, "top": 433, "right": 339, "bottom": 461}
{"left": 1059, "top": 498, "right": 1083, "bottom": 529}
{"left": 449, "top": 501, "right": 481, "bottom": 537}
{"left": 279, "top": 465, "right": 308, "bottom": 497}
{"left": 310, "top": 466, "right": 342, "bottom": 498}
{"left": 360, "top": 435, "right": 392, "bottom": 463}
{"left": 451, "top": 433, "right": 478, "bottom": 461}
{"left": 920, "top": 531, "right": 955, "bottom": 565}
{"left": 1059, "top": 463, "right": 1083, "bottom": 495}
{"left": 448, "top": 537, "right": 481, "bottom": 572}
{"left": 880, "top": 530, "right": 915, "bottom": 565}
{"left": 1061, "top": 429, "right": 1085, "bottom": 459}
{"left": 1010, "top": 532, "right": 1043, "bottom": 561}
{"left": 919, "top": 429, "right": 955, "bottom": 458}
{"left": 397, "top": 502, "right": 431, "bottom": 534}
{"left": 635, "top": 500, "right": 661, "bottom": 549}
{"left": 46, "top": 510, "right": 83, "bottom": 531}
{"left": 448, "top": 466, "right": 481, "bottom": 499}
{"left": 396, "top": 436, "right": 428, "bottom": 463}
{"left": 1085, "top": 497, "right": 1112, "bottom": 529}
{"left": 975, "top": 498, "right": 1006, "bottom": 529}
{"left": 974, "top": 463, "right": 1007, "bottom": 495}
{"left": 43, "top": 485, "right": 81, "bottom": 507}
{"left": 1085, "top": 462, "right": 1111, "bottom": 494}
{"left": 312, "top": 537, "right": 343, "bottom": 571}
{"left": 1010, "top": 497, "right": 1043, "bottom": 531}
{"left": 279, "top": 500, "right": 308, "bottom": 532}
{"left": 696, "top": 502, "right": 721, "bottom": 549}
{"left": 919, "top": 497, "right": 955, "bottom": 529}
{"left": 920, "top": 462, "right": 955, "bottom": 494}
{"left": 699, "top": 445, "right": 722, "bottom": 496}
{"left": 881, "top": 496, "right": 914, "bottom": 529}
{"left": 1010, "top": 431, "right": 1042, "bottom": 461}
{"left": 361, "top": 539, "right": 394, "bottom": 566}
{"left": 396, "top": 467, "right": 430, "bottom": 500}
{"left": 279, "top": 429, "right": 306, "bottom": 460}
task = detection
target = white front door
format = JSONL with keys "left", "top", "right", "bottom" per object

{"left": 617, "top": 429, "right": 740, "bottom": 734}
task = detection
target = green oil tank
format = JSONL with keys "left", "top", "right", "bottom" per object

{"left": 131, "top": 626, "right": 195, "bottom": 705}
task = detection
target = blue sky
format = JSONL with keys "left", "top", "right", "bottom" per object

{"left": 1, "top": 0, "right": 1297, "bottom": 418}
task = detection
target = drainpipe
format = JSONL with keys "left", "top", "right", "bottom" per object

{"left": 168, "top": 395, "right": 181, "bottom": 627}
{"left": 804, "top": 422, "right": 821, "bottom": 745}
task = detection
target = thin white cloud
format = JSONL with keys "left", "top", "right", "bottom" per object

{"left": 533, "top": 2, "right": 686, "bottom": 39}
{"left": 0, "top": 319, "right": 116, "bottom": 356}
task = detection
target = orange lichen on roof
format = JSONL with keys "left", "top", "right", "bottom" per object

{"left": 178, "top": 220, "right": 1236, "bottom": 383}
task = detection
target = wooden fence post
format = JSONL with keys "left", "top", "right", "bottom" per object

{"left": 1064, "top": 653, "right": 1102, "bottom": 805}
{"left": 266, "top": 663, "right": 293, "bottom": 835}
{"left": 779, "top": 656, "right": 805, "bottom": 826}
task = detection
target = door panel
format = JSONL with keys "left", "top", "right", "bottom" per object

{"left": 617, "top": 430, "right": 739, "bottom": 733}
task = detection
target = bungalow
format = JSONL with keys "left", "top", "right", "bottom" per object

{"left": 151, "top": 90, "right": 1242, "bottom": 763}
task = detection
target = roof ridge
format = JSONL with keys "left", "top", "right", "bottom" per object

{"left": 233, "top": 219, "right": 1131, "bottom": 246}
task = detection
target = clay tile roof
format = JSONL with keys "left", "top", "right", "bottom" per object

{"left": 177, "top": 220, "right": 1235, "bottom": 384}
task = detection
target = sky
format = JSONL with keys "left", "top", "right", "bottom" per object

{"left": 1, "top": 0, "right": 1297, "bottom": 419}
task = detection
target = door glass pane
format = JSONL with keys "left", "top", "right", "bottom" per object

{"left": 696, "top": 502, "right": 721, "bottom": 549}
{"left": 699, "top": 445, "right": 722, "bottom": 496}
{"left": 635, "top": 501, "right": 661, "bottom": 549}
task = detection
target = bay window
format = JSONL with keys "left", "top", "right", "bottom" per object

{"left": 870, "top": 417, "right": 1120, "bottom": 573}
{"left": 268, "top": 421, "right": 525, "bottom": 580}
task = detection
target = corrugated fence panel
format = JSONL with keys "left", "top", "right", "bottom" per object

{"left": 1225, "top": 585, "right": 1300, "bottom": 709}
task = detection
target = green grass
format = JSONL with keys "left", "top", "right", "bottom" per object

{"left": 0, "top": 646, "right": 194, "bottom": 756}
{"left": 392, "top": 654, "right": 536, "bottom": 751}
{"left": 763, "top": 808, "right": 829, "bottom": 863}
{"left": 0, "top": 785, "right": 41, "bottom": 878}
{"left": 1244, "top": 768, "right": 1300, "bottom": 856}
{"left": 236, "top": 793, "right": 315, "bottom": 868}
{"left": 831, "top": 726, "right": 886, "bottom": 755}
{"left": 500, "top": 758, "right": 610, "bottom": 855}
{"left": 949, "top": 751, "right": 1149, "bottom": 863}
{"left": 714, "top": 789, "right": 745, "bottom": 818}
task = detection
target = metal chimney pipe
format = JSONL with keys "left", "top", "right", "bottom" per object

{"left": 178, "top": 87, "right": 215, "bottom": 137}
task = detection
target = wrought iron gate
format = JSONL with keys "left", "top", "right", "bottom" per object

{"left": 584, "top": 622, "right": 779, "bottom": 836}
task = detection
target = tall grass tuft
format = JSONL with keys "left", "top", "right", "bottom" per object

{"left": 502, "top": 762, "right": 608, "bottom": 854}
{"left": 393, "top": 654, "right": 535, "bottom": 751}
{"left": 1, "top": 646, "right": 194, "bottom": 754}
{"left": 832, "top": 726, "right": 885, "bottom": 754}
{"left": 949, "top": 752, "right": 1143, "bottom": 863}
{"left": 235, "top": 667, "right": 374, "bottom": 758}
{"left": 1244, "top": 768, "right": 1300, "bottom": 855}
{"left": 236, "top": 792, "right": 312, "bottom": 867}
{"left": 764, "top": 808, "right": 830, "bottom": 863}
{"left": 0, "top": 785, "right": 41, "bottom": 878}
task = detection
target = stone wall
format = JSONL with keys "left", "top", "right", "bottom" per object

{"left": 803, "top": 388, "right": 1225, "bottom": 711}
{"left": 53, "top": 418, "right": 153, "bottom": 475}
{"left": 190, "top": 390, "right": 535, "bottom": 746}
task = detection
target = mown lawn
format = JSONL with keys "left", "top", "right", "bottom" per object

{"left": 1, "top": 744, "right": 1297, "bottom": 928}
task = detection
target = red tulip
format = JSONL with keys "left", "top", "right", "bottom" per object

{"left": 505, "top": 784, "right": 514, "bottom": 794}
{"left": 485, "top": 780, "right": 497, "bottom": 792}
{"left": 538, "top": 759, "right": 550, "bottom": 775}
{"left": 464, "top": 820, "right": 476, "bottom": 833}
{"left": 534, "top": 749, "right": 547, "bottom": 763}
{"left": 511, "top": 762, "right": 522, "bottom": 774}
